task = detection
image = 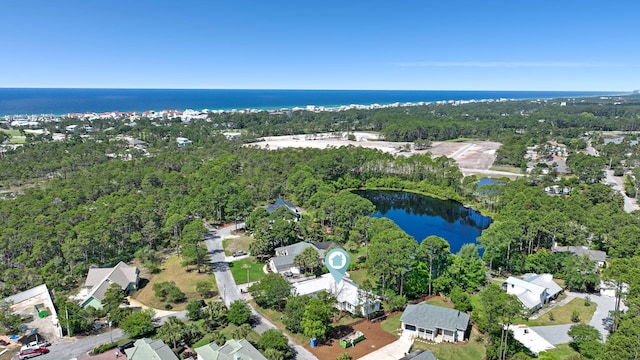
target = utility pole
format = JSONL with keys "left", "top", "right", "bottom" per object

{"left": 65, "top": 306, "right": 71, "bottom": 337}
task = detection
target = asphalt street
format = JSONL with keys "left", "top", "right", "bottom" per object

{"left": 204, "top": 222, "right": 318, "bottom": 360}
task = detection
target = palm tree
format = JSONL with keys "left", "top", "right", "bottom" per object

{"left": 157, "top": 316, "right": 184, "bottom": 349}
{"left": 232, "top": 323, "right": 252, "bottom": 339}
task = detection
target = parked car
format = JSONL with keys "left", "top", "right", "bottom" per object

{"left": 26, "top": 340, "right": 51, "bottom": 349}
{"left": 18, "top": 347, "right": 48, "bottom": 359}
{"left": 118, "top": 341, "right": 135, "bottom": 352}
{"left": 232, "top": 250, "right": 248, "bottom": 257}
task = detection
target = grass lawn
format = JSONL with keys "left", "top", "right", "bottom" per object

{"left": 412, "top": 328, "right": 487, "bottom": 360}
{"left": 425, "top": 297, "right": 453, "bottom": 308}
{"left": 0, "top": 129, "right": 21, "bottom": 136}
{"left": 229, "top": 258, "right": 266, "bottom": 284}
{"left": 347, "top": 269, "right": 372, "bottom": 287}
{"left": 381, "top": 313, "right": 402, "bottom": 337}
{"left": 132, "top": 255, "right": 218, "bottom": 311}
{"left": 540, "top": 343, "right": 580, "bottom": 359}
{"left": 488, "top": 166, "right": 524, "bottom": 174}
{"left": 222, "top": 234, "right": 254, "bottom": 256}
{"left": 525, "top": 298, "right": 596, "bottom": 326}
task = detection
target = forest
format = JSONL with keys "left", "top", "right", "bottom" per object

{"left": 2, "top": 94, "right": 640, "bottom": 359}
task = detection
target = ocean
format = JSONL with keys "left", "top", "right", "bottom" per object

{"left": 0, "top": 88, "right": 624, "bottom": 116}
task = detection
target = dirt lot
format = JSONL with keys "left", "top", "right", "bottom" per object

{"left": 249, "top": 132, "right": 502, "bottom": 176}
{"left": 304, "top": 319, "right": 397, "bottom": 360}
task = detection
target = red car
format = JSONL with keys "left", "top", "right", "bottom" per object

{"left": 18, "top": 346, "right": 48, "bottom": 359}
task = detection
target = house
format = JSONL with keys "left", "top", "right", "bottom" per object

{"left": 195, "top": 339, "right": 267, "bottom": 360}
{"left": 399, "top": 350, "right": 437, "bottom": 360}
{"left": 125, "top": 338, "right": 178, "bottom": 360}
{"left": 266, "top": 198, "right": 300, "bottom": 217}
{"left": 269, "top": 242, "right": 323, "bottom": 274}
{"left": 553, "top": 244, "right": 607, "bottom": 268}
{"left": 292, "top": 273, "right": 381, "bottom": 316}
{"left": 80, "top": 261, "right": 139, "bottom": 309}
{"left": 504, "top": 273, "right": 563, "bottom": 312}
{"left": 176, "top": 137, "right": 192, "bottom": 147}
{"left": 400, "top": 304, "right": 470, "bottom": 343}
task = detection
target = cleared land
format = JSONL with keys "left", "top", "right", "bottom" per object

{"left": 132, "top": 255, "right": 217, "bottom": 311}
{"left": 248, "top": 132, "right": 508, "bottom": 177}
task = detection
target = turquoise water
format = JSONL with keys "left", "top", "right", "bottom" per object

{"left": 0, "top": 88, "right": 622, "bottom": 116}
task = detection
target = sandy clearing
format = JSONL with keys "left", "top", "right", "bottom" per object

{"left": 248, "top": 133, "right": 504, "bottom": 176}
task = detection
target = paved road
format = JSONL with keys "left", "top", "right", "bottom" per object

{"left": 586, "top": 140, "right": 637, "bottom": 213}
{"left": 204, "top": 222, "right": 318, "bottom": 360}
{"left": 33, "top": 328, "right": 125, "bottom": 360}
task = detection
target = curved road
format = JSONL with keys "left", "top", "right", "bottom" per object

{"left": 203, "top": 222, "right": 318, "bottom": 360}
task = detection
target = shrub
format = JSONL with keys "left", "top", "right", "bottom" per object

{"left": 571, "top": 309, "right": 581, "bottom": 323}
{"left": 584, "top": 296, "right": 592, "bottom": 307}
{"left": 548, "top": 311, "right": 555, "bottom": 321}
{"left": 93, "top": 342, "right": 117, "bottom": 354}
{"left": 153, "top": 281, "right": 186, "bottom": 303}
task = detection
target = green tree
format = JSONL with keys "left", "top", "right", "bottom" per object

{"left": 284, "top": 295, "right": 311, "bottom": 333}
{"left": 232, "top": 323, "right": 253, "bottom": 340}
{"left": 203, "top": 301, "right": 228, "bottom": 330}
{"left": 228, "top": 300, "right": 251, "bottom": 325}
{"left": 301, "top": 292, "right": 335, "bottom": 343}
{"left": 445, "top": 244, "right": 486, "bottom": 293}
{"left": 294, "top": 246, "right": 321, "bottom": 274}
{"left": 450, "top": 286, "right": 472, "bottom": 312}
{"left": 258, "top": 329, "right": 291, "bottom": 359}
{"left": 248, "top": 273, "right": 291, "bottom": 310}
{"left": 186, "top": 299, "right": 204, "bottom": 321}
{"left": 157, "top": 316, "right": 185, "bottom": 349}
{"left": 0, "top": 300, "right": 22, "bottom": 333}
{"left": 568, "top": 324, "right": 601, "bottom": 359}
{"left": 120, "top": 309, "right": 156, "bottom": 338}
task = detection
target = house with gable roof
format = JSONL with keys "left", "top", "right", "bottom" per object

{"left": 80, "top": 261, "right": 139, "bottom": 309}
{"left": 400, "top": 304, "right": 470, "bottom": 343}
{"left": 195, "top": 338, "right": 267, "bottom": 360}
{"left": 266, "top": 198, "right": 300, "bottom": 218}
{"left": 125, "top": 338, "right": 178, "bottom": 360}
{"left": 292, "top": 273, "right": 381, "bottom": 316}
{"left": 553, "top": 243, "right": 607, "bottom": 268}
{"left": 269, "top": 241, "right": 324, "bottom": 274}
{"left": 504, "top": 273, "right": 563, "bottom": 312}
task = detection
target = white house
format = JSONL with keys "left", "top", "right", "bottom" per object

{"left": 400, "top": 304, "right": 470, "bottom": 343}
{"left": 292, "top": 273, "right": 380, "bottom": 316}
{"left": 504, "top": 273, "right": 563, "bottom": 312}
{"left": 176, "top": 137, "right": 192, "bottom": 147}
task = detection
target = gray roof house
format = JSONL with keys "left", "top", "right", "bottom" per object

{"left": 195, "top": 339, "right": 267, "bottom": 360}
{"left": 125, "top": 338, "right": 178, "bottom": 360}
{"left": 269, "top": 241, "right": 324, "bottom": 274}
{"left": 266, "top": 198, "right": 299, "bottom": 215}
{"left": 400, "top": 304, "right": 470, "bottom": 343}
{"left": 553, "top": 244, "right": 607, "bottom": 267}
{"left": 505, "top": 273, "right": 563, "bottom": 312}
{"left": 80, "top": 261, "right": 139, "bottom": 309}
{"left": 400, "top": 350, "right": 438, "bottom": 360}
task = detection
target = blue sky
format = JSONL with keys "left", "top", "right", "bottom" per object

{"left": 1, "top": 0, "right": 638, "bottom": 90}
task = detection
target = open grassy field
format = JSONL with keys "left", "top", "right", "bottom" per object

{"left": 540, "top": 343, "right": 580, "bottom": 359}
{"left": 425, "top": 297, "right": 453, "bottom": 308}
{"left": 0, "top": 129, "right": 21, "bottom": 136}
{"left": 488, "top": 165, "right": 523, "bottom": 174}
{"left": 413, "top": 328, "right": 487, "bottom": 360}
{"left": 222, "top": 235, "right": 253, "bottom": 256}
{"left": 525, "top": 297, "right": 596, "bottom": 326}
{"left": 132, "top": 255, "right": 217, "bottom": 311}
{"left": 229, "top": 258, "right": 266, "bottom": 284}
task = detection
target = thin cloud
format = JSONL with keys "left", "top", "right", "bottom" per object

{"left": 394, "top": 61, "right": 631, "bottom": 68}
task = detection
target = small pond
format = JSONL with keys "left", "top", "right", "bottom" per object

{"left": 354, "top": 190, "right": 492, "bottom": 254}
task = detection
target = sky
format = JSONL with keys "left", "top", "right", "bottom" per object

{"left": 1, "top": 1, "right": 638, "bottom": 91}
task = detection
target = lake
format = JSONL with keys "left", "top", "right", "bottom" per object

{"left": 354, "top": 190, "right": 492, "bottom": 254}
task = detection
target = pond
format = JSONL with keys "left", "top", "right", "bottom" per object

{"left": 354, "top": 190, "right": 492, "bottom": 254}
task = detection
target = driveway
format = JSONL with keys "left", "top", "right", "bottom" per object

{"left": 204, "top": 222, "right": 318, "bottom": 360}
{"left": 530, "top": 292, "right": 623, "bottom": 346}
